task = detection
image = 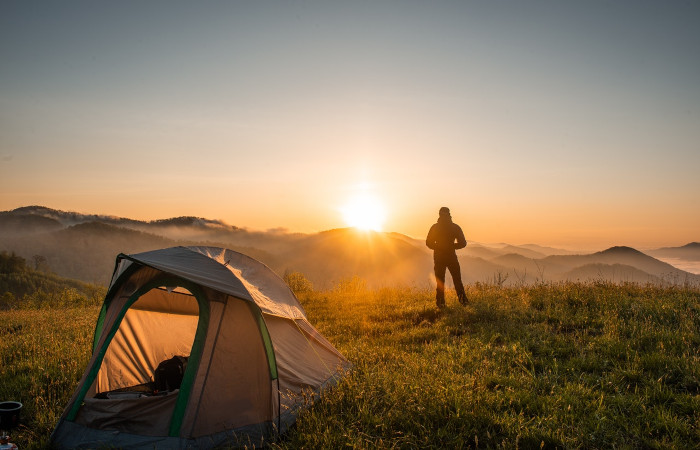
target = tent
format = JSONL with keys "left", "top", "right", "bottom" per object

{"left": 51, "top": 246, "right": 350, "bottom": 448}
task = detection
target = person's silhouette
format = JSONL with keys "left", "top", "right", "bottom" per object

{"left": 426, "top": 207, "right": 468, "bottom": 307}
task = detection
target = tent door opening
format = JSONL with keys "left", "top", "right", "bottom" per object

{"left": 95, "top": 285, "right": 199, "bottom": 396}
{"left": 71, "top": 281, "right": 206, "bottom": 437}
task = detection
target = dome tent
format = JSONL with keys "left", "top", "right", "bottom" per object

{"left": 51, "top": 246, "right": 350, "bottom": 448}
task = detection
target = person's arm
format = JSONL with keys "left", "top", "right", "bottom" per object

{"left": 454, "top": 225, "right": 467, "bottom": 249}
{"left": 426, "top": 225, "right": 436, "bottom": 250}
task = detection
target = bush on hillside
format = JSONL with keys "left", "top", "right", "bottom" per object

{"left": 283, "top": 270, "right": 314, "bottom": 294}
{"left": 0, "top": 251, "right": 27, "bottom": 274}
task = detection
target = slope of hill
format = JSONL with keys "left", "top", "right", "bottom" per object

{"left": 648, "top": 242, "right": 700, "bottom": 261}
{"left": 498, "top": 245, "right": 546, "bottom": 259}
{"left": 0, "top": 221, "right": 175, "bottom": 284}
{"left": 0, "top": 211, "right": 63, "bottom": 236}
{"left": 0, "top": 251, "right": 104, "bottom": 308}
{"left": 488, "top": 253, "right": 555, "bottom": 283}
{"left": 11, "top": 205, "right": 144, "bottom": 228}
{"left": 561, "top": 263, "right": 661, "bottom": 284}
{"left": 278, "top": 228, "right": 433, "bottom": 288}
{"left": 517, "top": 243, "right": 578, "bottom": 256}
{"left": 592, "top": 246, "right": 691, "bottom": 280}
{"left": 461, "top": 245, "right": 504, "bottom": 260}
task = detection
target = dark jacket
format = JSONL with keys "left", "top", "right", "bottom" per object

{"left": 426, "top": 217, "right": 467, "bottom": 262}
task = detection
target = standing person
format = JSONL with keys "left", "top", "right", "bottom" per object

{"left": 426, "top": 207, "right": 468, "bottom": 308}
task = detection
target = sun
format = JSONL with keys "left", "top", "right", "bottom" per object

{"left": 341, "top": 193, "right": 386, "bottom": 231}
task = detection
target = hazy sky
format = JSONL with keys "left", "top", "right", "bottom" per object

{"left": 1, "top": 1, "right": 698, "bottom": 250}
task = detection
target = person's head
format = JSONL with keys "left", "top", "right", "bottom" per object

{"left": 439, "top": 207, "right": 451, "bottom": 218}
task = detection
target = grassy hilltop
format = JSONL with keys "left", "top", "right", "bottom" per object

{"left": 1, "top": 281, "right": 699, "bottom": 448}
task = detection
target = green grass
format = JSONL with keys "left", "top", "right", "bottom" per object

{"left": 0, "top": 307, "right": 99, "bottom": 447}
{"left": 1, "top": 282, "right": 699, "bottom": 448}
{"left": 278, "top": 282, "right": 700, "bottom": 449}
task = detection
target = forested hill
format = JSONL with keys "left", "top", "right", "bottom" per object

{"left": 0, "top": 251, "right": 105, "bottom": 309}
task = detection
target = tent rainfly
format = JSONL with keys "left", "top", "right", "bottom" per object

{"left": 51, "top": 246, "right": 350, "bottom": 448}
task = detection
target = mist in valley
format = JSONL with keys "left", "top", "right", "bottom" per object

{"left": 1, "top": 206, "right": 698, "bottom": 289}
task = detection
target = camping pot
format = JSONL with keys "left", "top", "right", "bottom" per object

{"left": 0, "top": 402, "right": 22, "bottom": 429}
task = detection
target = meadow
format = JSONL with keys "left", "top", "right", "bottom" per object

{"left": 1, "top": 280, "right": 699, "bottom": 448}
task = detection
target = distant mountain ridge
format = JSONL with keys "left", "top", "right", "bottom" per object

{"left": 9, "top": 205, "right": 234, "bottom": 231}
{"left": 648, "top": 242, "right": 700, "bottom": 262}
{"left": 0, "top": 206, "right": 698, "bottom": 287}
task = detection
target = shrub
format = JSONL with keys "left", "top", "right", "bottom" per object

{"left": 283, "top": 270, "right": 314, "bottom": 294}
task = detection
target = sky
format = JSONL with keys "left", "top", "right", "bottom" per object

{"left": 1, "top": 1, "right": 698, "bottom": 250}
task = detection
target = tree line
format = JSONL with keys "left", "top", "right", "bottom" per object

{"left": 0, "top": 251, "right": 105, "bottom": 309}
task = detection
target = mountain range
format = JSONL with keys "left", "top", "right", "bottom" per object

{"left": 1, "top": 206, "right": 698, "bottom": 288}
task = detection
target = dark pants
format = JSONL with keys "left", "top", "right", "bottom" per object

{"left": 434, "top": 258, "right": 467, "bottom": 306}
